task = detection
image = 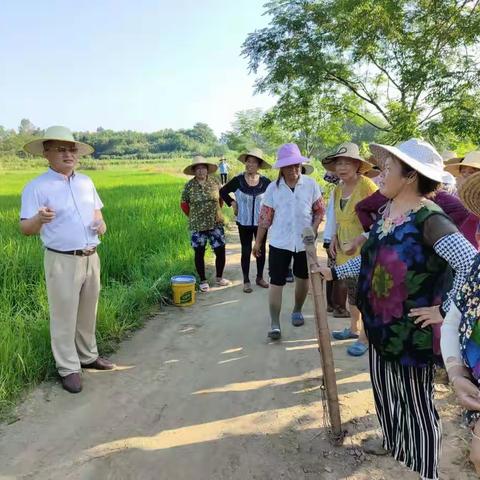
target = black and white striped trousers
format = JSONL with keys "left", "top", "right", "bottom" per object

{"left": 369, "top": 346, "right": 442, "bottom": 480}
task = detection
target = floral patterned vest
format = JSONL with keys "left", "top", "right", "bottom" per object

{"left": 357, "top": 203, "right": 452, "bottom": 367}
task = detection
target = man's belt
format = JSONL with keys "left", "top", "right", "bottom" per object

{"left": 46, "top": 247, "right": 97, "bottom": 257}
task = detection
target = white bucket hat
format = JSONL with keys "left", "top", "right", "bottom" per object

{"left": 23, "top": 125, "right": 94, "bottom": 156}
{"left": 369, "top": 138, "right": 444, "bottom": 183}
{"left": 183, "top": 155, "right": 218, "bottom": 175}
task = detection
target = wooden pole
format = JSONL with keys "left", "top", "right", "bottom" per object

{"left": 303, "top": 226, "right": 344, "bottom": 444}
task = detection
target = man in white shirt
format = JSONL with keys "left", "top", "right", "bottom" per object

{"left": 20, "top": 126, "right": 114, "bottom": 393}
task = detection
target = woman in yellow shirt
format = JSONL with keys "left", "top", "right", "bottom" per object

{"left": 322, "top": 143, "right": 377, "bottom": 356}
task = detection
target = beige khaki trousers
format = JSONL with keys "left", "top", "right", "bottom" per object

{"left": 44, "top": 250, "right": 100, "bottom": 377}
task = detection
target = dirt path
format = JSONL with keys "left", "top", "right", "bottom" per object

{"left": 0, "top": 232, "right": 476, "bottom": 480}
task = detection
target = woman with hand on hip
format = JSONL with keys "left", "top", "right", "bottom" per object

{"left": 220, "top": 148, "right": 271, "bottom": 293}
{"left": 253, "top": 143, "right": 325, "bottom": 340}
{"left": 318, "top": 139, "right": 476, "bottom": 480}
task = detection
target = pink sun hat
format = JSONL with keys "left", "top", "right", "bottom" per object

{"left": 273, "top": 143, "right": 309, "bottom": 169}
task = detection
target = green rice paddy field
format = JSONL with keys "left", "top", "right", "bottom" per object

{"left": 0, "top": 165, "right": 209, "bottom": 412}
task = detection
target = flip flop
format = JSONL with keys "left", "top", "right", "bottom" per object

{"left": 199, "top": 282, "right": 209, "bottom": 293}
{"left": 243, "top": 282, "right": 253, "bottom": 293}
{"left": 268, "top": 328, "right": 281, "bottom": 340}
{"left": 291, "top": 312, "right": 304, "bottom": 327}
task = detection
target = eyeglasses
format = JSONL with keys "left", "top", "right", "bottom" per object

{"left": 44, "top": 146, "right": 79, "bottom": 153}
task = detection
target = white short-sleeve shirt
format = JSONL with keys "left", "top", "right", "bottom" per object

{"left": 20, "top": 168, "right": 103, "bottom": 251}
{"left": 262, "top": 175, "right": 323, "bottom": 252}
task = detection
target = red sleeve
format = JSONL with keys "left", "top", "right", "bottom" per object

{"left": 258, "top": 205, "right": 274, "bottom": 229}
{"left": 355, "top": 190, "right": 388, "bottom": 232}
{"left": 180, "top": 201, "right": 190, "bottom": 216}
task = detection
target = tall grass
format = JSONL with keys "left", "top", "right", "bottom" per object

{"left": 0, "top": 167, "right": 211, "bottom": 412}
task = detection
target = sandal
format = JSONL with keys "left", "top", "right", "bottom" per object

{"left": 243, "top": 282, "right": 253, "bottom": 293}
{"left": 215, "top": 278, "right": 231, "bottom": 287}
{"left": 268, "top": 328, "right": 281, "bottom": 340}
{"left": 347, "top": 341, "right": 368, "bottom": 357}
{"left": 291, "top": 311, "right": 305, "bottom": 327}
{"left": 333, "top": 308, "right": 350, "bottom": 318}
{"left": 256, "top": 277, "right": 269, "bottom": 288}
{"left": 332, "top": 328, "right": 359, "bottom": 340}
{"left": 199, "top": 282, "right": 209, "bottom": 293}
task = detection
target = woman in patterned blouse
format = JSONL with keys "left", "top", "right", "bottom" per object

{"left": 220, "top": 148, "right": 271, "bottom": 293}
{"left": 181, "top": 156, "right": 230, "bottom": 293}
{"left": 318, "top": 139, "right": 476, "bottom": 480}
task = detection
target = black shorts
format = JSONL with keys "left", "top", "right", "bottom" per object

{"left": 269, "top": 245, "right": 308, "bottom": 286}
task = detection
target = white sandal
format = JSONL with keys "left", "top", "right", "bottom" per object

{"left": 215, "top": 278, "right": 230, "bottom": 287}
{"left": 199, "top": 282, "right": 209, "bottom": 292}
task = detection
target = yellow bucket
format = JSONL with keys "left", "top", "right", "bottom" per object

{"left": 171, "top": 275, "right": 196, "bottom": 307}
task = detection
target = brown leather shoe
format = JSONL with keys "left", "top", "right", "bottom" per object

{"left": 81, "top": 357, "right": 115, "bottom": 370}
{"left": 61, "top": 373, "right": 82, "bottom": 393}
{"left": 256, "top": 277, "right": 269, "bottom": 288}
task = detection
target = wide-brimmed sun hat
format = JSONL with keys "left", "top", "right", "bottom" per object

{"left": 238, "top": 148, "right": 271, "bottom": 169}
{"left": 322, "top": 142, "right": 373, "bottom": 175}
{"left": 459, "top": 171, "right": 480, "bottom": 217}
{"left": 301, "top": 163, "right": 314, "bottom": 175}
{"left": 23, "top": 125, "right": 94, "bottom": 156}
{"left": 444, "top": 151, "right": 480, "bottom": 177}
{"left": 369, "top": 138, "right": 444, "bottom": 182}
{"left": 183, "top": 155, "right": 218, "bottom": 175}
{"left": 273, "top": 143, "right": 308, "bottom": 169}
{"left": 441, "top": 150, "right": 461, "bottom": 164}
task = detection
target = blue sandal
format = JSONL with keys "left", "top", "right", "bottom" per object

{"left": 347, "top": 341, "right": 368, "bottom": 357}
{"left": 291, "top": 312, "right": 305, "bottom": 327}
{"left": 332, "top": 328, "right": 359, "bottom": 340}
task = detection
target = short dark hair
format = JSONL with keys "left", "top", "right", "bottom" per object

{"left": 399, "top": 161, "right": 440, "bottom": 196}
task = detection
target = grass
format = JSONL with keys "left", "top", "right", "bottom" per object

{"left": 0, "top": 163, "right": 228, "bottom": 413}
{"left": 0, "top": 155, "right": 328, "bottom": 414}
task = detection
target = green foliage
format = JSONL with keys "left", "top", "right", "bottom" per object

{"left": 243, "top": 0, "right": 480, "bottom": 143}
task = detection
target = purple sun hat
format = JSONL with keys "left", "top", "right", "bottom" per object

{"left": 273, "top": 143, "right": 309, "bottom": 168}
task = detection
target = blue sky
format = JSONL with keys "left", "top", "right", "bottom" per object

{"left": 0, "top": 1, "right": 275, "bottom": 136}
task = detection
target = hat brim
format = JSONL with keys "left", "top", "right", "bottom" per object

{"left": 238, "top": 153, "right": 271, "bottom": 169}
{"left": 369, "top": 144, "right": 444, "bottom": 182}
{"left": 321, "top": 155, "right": 373, "bottom": 175}
{"left": 444, "top": 160, "right": 480, "bottom": 177}
{"left": 23, "top": 138, "right": 94, "bottom": 156}
{"left": 273, "top": 155, "right": 309, "bottom": 169}
{"left": 183, "top": 163, "right": 218, "bottom": 175}
{"left": 459, "top": 171, "right": 480, "bottom": 217}
{"left": 301, "top": 163, "right": 314, "bottom": 175}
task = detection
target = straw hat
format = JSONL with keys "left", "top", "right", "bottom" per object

{"left": 301, "top": 163, "right": 314, "bottom": 175}
{"left": 23, "top": 125, "right": 94, "bottom": 156}
{"left": 183, "top": 156, "right": 218, "bottom": 175}
{"left": 444, "top": 151, "right": 480, "bottom": 177}
{"left": 459, "top": 171, "right": 480, "bottom": 217}
{"left": 369, "top": 138, "right": 444, "bottom": 182}
{"left": 322, "top": 142, "right": 373, "bottom": 175}
{"left": 238, "top": 148, "right": 271, "bottom": 169}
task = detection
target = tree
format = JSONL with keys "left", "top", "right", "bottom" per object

{"left": 243, "top": 0, "right": 480, "bottom": 142}
{"left": 18, "top": 118, "right": 38, "bottom": 135}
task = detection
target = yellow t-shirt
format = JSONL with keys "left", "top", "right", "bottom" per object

{"left": 334, "top": 176, "right": 378, "bottom": 265}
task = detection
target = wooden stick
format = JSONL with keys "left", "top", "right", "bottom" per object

{"left": 303, "top": 226, "right": 344, "bottom": 443}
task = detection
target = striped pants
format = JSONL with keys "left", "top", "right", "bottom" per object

{"left": 369, "top": 347, "right": 442, "bottom": 480}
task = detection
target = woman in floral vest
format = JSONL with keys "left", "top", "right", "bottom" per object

{"left": 318, "top": 139, "right": 476, "bottom": 480}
